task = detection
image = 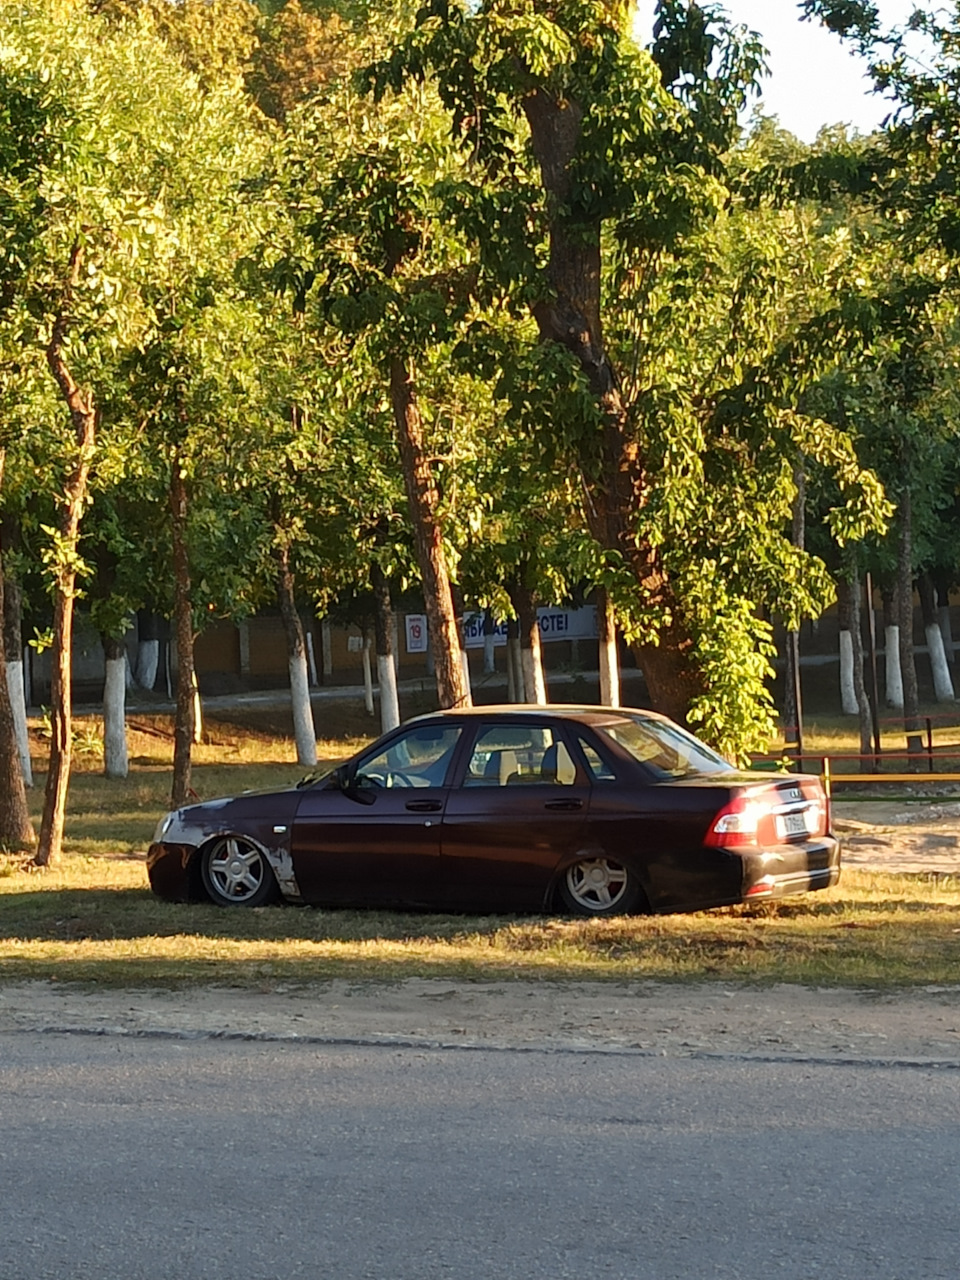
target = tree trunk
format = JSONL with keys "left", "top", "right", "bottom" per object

{"left": 597, "top": 587, "right": 620, "bottom": 707}
{"left": 36, "top": 246, "right": 96, "bottom": 866}
{"left": 275, "top": 539, "right": 317, "bottom": 766}
{"left": 919, "top": 573, "right": 955, "bottom": 702}
{"left": 933, "top": 573, "right": 955, "bottom": 664}
{"left": 372, "top": 565, "right": 401, "bottom": 733}
{"left": 389, "top": 356, "right": 470, "bottom": 710}
{"left": 782, "top": 464, "right": 805, "bottom": 748}
{"left": 881, "top": 585, "right": 903, "bottom": 709}
{"left": 0, "top": 450, "right": 34, "bottom": 849}
{"left": 2, "top": 539, "right": 32, "bottom": 788}
{"left": 135, "top": 608, "right": 161, "bottom": 691}
{"left": 169, "top": 458, "right": 196, "bottom": 807}
{"left": 361, "top": 634, "right": 375, "bottom": 716}
{"left": 101, "top": 633, "right": 129, "bottom": 779}
{"left": 896, "top": 492, "right": 923, "bottom": 760}
{"left": 847, "top": 560, "right": 873, "bottom": 767}
{"left": 836, "top": 578, "right": 859, "bottom": 716}
{"left": 505, "top": 616, "right": 522, "bottom": 703}
{"left": 511, "top": 582, "right": 547, "bottom": 704}
{"left": 482, "top": 609, "right": 496, "bottom": 674}
{"left": 522, "top": 88, "right": 702, "bottom": 725}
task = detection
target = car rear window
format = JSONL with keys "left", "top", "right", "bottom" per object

{"left": 597, "top": 715, "right": 730, "bottom": 780}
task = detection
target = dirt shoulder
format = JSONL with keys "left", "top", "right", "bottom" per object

{"left": 2, "top": 978, "right": 959, "bottom": 1064}
{"left": 833, "top": 798, "right": 960, "bottom": 875}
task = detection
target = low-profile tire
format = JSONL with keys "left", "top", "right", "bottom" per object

{"left": 199, "top": 836, "right": 279, "bottom": 907}
{"left": 558, "top": 857, "right": 644, "bottom": 917}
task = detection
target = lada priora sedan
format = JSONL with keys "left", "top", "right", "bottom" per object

{"left": 148, "top": 705, "right": 840, "bottom": 916}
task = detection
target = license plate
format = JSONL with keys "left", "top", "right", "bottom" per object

{"left": 777, "top": 811, "right": 811, "bottom": 839}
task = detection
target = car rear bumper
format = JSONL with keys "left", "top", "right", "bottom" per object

{"left": 739, "top": 836, "right": 841, "bottom": 901}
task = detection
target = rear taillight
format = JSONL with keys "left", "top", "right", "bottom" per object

{"left": 704, "top": 794, "right": 774, "bottom": 849}
{"left": 705, "top": 783, "right": 828, "bottom": 849}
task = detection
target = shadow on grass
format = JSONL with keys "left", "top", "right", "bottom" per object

{"left": 0, "top": 887, "right": 534, "bottom": 943}
{"left": 1, "top": 884, "right": 960, "bottom": 945}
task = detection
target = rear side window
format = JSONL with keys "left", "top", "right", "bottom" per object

{"left": 598, "top": 716, "right": 729, "bottom": 780}
{"left": 463, "top": 725, "right": 577, "bottom": 787}
{"left": 576, "top": 736, "right": 617, "bottom": 781}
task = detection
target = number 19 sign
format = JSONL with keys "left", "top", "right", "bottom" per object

{"left": 405, "top": 614, "right": 429, "bottom": 653}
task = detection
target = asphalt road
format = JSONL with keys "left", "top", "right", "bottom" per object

{"left": 0, "top": 1033, "right": 957, "bottom": 1280}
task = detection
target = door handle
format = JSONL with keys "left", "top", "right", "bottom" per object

{"left": 544, "top": 799, "right": 583, "bottom": 811}
{"left": 405, "top": 800, "right": 443, "bottom": 812}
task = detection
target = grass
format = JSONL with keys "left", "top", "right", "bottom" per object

{"left": 6, "top": 706, "right": 959, "bottom": 991}
{"left": 2, "top": 854, "right": 959, "bottom": 991}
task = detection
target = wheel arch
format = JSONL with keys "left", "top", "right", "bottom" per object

{"left": 195, "top": 829, "right": 287, "bottom": 906}
{"left": 545, "top": 847, "right": 653, "bottom": 915}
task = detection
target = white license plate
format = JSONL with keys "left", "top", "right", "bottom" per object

{"left": 777, "top": 811, "right": 812, "bottom": 839}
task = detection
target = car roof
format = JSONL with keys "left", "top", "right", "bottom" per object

{"left": 407, "top": 704, "right": 671, "bottom": 727}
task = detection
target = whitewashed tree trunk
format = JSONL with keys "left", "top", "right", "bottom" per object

{"left": 136, "top": 639, "right": 159, "bottom": 691}
{"left": 938, "top": 605, "right": 955, "bottom": 663}
{"left": 362, "top": 636, "right": 375, "bottom": 716}
{"left": 513, "top": 584, "right": 547, "bottom": 705}
{"left": 377, "top": 654, "right": 400, "bottom": 731}
{"left": 521, "top": 643, "right": 547, "bottom": 704}
{"left": 460, "top": 646, "right": 472, "bottom": 703}
{"left": 483, "top": 611, "right": 496, "bottom": 674}
{"left": 102, "top": 649, "right": 129, "bottom": 779}
{"left": 506, "top": 633, "right": 517, "bottom": 702}
{"left": 275, "top": 541, "right": 317, "bottom": 767}
{"left": 305, "top": 630, "right": 318, "bottom": 686}
{"left": 5, "top": 658, "right": 32, "bottom": 786}
{"left": 390, "top": 613, "right": 400, "bottom": 678}
{"left": 289, "top": 650, "right": 318, "bottom": 765}
{"left": 372, "top": 566, "right": 401, "bottom": 732}
{"left": 238, "top": 619, "right": 251, "bottom": 678}
{"left": 885, "top": 625, "right": 904, "bottom": 708}
{"left": 320, "top": 618, "right": 333, "bottom": 677}
{"left": 192, "top": 673, "right": 203, "bottom": 746}
{"left": 597, "top": 588, "right": 620, "bottom": 707}
{"left": 926, "top": 623, "right": 955, "bottom": 701}
{"left": 839, "top": 631, "right": 858, "bottom": 715}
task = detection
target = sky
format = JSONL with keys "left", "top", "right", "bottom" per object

{"left": 633, "top": 1, "right": 920, "bottom": 142}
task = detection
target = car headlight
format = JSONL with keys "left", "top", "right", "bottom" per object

{"left": 153, "top": 812, "right": 176, "bottom": 843}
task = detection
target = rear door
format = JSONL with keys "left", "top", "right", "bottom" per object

{"left": 440, "top": 720, "right": 590, "bottom": 910}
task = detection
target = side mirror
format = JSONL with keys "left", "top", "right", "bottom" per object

{"left": 336, "top": 763, "right": 376, "bottom": 806}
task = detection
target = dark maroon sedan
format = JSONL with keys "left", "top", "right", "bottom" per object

{"left": 148, "top": 706, "right": 840, "bottom": 916}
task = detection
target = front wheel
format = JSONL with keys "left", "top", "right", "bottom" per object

{"left": 558, "top": 857, "right": 643, "bottom": 917}
{"left": 200, "top": 836, "right": 279, "bottom": 907}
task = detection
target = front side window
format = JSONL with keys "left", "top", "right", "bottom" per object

{"left": 597, "top": 715, "right": 729, "bottom": 781}
{"left": 463, "top": 725, "right": 577, "bottom": 787}
{"left": 356, "top": 725, "right": 461, "bottom": 789}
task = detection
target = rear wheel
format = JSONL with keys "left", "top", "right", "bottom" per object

{"left": 559, "top": 857, "right": 643, "bottom": 917}
{"left": 200, "top": 836, "right": 279, "bottom": 907}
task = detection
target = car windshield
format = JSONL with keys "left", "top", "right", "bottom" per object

{"left": 597, "top": 715, "right": 730, "bottom": 780}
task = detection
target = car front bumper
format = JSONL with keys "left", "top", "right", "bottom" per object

{"left": 147, "top": 841, "right": 199, "bottom": 902}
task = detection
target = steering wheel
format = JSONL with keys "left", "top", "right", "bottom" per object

{"left": 359, "top": 771, "right": 415, "bottom": 789}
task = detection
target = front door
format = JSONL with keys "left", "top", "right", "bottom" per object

{"left": 292, "top": 724, "right": 462, "bottom": 907}
{"left": 441, "top": 721, "right": 590, "bottom": 910}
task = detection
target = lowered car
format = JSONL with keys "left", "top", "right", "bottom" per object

{"left": 148, "top": 706, "right": 840, "bottom": 916}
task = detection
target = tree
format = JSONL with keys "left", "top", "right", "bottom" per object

{"left": 367, "top": 0, "right": 889, "bottom": 756}
{"left": 2, "top": 1, "right": 264, "bottom": 856}
{"left": 258, "top": 68, "right": 479, "bottom": 710}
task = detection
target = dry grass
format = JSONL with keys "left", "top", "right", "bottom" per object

{"left": 1, "top": 852, "right": 958, "bottom": 989}
{"left": 5, "top": 705, "right": 958, "bottom": 990}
